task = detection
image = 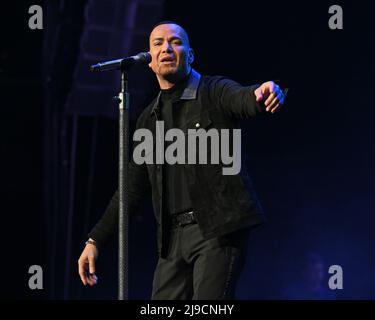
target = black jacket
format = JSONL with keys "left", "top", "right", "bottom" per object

{"left": 89, "top": 69, "right": 268, "bottom": 257}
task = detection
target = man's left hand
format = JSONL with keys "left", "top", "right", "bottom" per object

{"left": 254, "top": 81, "right": 285, "bottom": 113}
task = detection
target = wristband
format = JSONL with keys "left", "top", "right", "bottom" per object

{"left": 85, "top": 239, "right": 97, "bottom": 246}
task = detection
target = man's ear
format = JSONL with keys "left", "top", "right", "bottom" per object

{"left": 188, "top": 48, "right": 194, "bottom": 65}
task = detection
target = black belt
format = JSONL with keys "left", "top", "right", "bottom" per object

{"left": 171, "top": 210, "right": 197, "bottom": 227}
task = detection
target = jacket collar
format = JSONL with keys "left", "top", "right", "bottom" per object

{"left": 150, "top": 69, "right": 201, "bottom": 115}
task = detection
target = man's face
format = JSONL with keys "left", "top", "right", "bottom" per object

{"left": 149, "top": 23, "right": 193, "bottom": 83}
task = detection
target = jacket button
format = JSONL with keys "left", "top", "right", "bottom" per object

{"left": 195, "top": 122, "right": 200, "bottom": 128}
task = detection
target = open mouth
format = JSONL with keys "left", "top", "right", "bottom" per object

{"left": 160, "top": 56, "right": 175, "bottom": 64}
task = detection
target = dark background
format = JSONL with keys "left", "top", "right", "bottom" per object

{"left": 1, "top": 0, "right": 374, "bottom": 299}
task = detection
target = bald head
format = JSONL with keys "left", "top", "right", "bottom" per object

{"left": 148, "top": 22, "right": 194, "bottom": 89}
{"left": 150, "top": 21, "right": 190, "bottom": 47}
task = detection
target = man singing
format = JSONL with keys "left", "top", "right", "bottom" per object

{"left": 78, "top": 21, "right": 286, "bottom": 299}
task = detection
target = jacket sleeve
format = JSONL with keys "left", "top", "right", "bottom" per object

{"left": 87, "top": 116, "right": 151, "bottom": 248}
{"left": 210, "top": 76, "right": 264, "bottom": 119}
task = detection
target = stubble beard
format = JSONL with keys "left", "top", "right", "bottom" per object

{"left": 157, "top": 64, "right": 184, "bottom": 83}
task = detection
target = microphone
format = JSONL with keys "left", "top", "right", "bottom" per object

{"left": 90, "top": 52, "right": 151, "bottom": 72}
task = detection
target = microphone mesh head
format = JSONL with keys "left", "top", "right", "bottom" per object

{"left": 139, "top": 52, "right": 151, "bottom": 64}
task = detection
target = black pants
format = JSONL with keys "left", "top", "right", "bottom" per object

{"left": 151, "top": 223, "right": 250, "bottom": 300}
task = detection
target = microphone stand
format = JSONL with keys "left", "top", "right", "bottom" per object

{"left": 116, "top": 63, "right": 129, "bottom": 300}
{"left": 91, "top": 53, "right": 150, "bottom": 301}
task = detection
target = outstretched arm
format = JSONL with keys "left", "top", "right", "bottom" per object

{"left": 212, "top": 77, "right": 286, "bottom": 118}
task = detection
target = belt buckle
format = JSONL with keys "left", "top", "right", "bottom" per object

{"left": 176, "top": 211, "right": 194, "bottom": 227}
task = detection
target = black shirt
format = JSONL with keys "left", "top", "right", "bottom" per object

{"left": 160, "top": 78, "right": 193, "bottom": 216}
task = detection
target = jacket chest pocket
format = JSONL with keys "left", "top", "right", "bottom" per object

{"left": 186, "top": 110, "right": 212, "bottom": 132}
{"left": 184, "top": 109, "right": 233, "bottom": 133}
{"left": 184, "top": 110, "right": 232, "bottom": 166}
